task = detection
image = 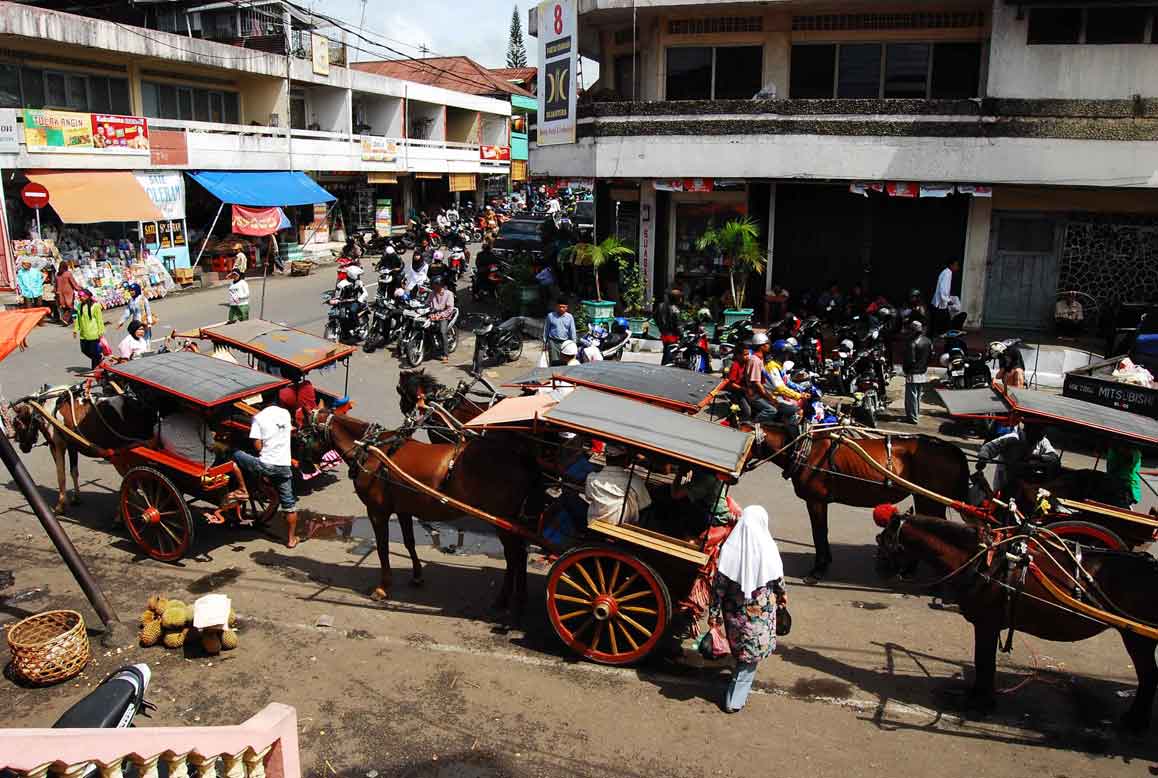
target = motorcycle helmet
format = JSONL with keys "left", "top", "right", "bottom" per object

{"left": 772, "top": 339, "right": 797, "bottom": 356}
{"left": 840, "top": 338, "right": 854, "bottom": 353}
{"left": 345, "top": 265, "right": 364, "bottom": 281}
{"left": 385, "top": 245, "right": 396, "bottom": 255}
{"left": 786, "top": 337, "right": 799, "bottom": 350}
{"left": 989, "top": 340, "right": 1007, "bottom": 356}
{"left": 590, "top": 325, "right": 607, "bottom": 339}
{"left": 432, "top": 250, "right": 445, "bottom": 262}
{"left": 560, "top": 340, "right": 579, "bottom": 357}
{"left": 909, "top": 288, "right": 921, "bottom": 299}
{"left": 939, "top": 353, "right": 951, "bottom": 367}
{"left": 430, "top": 274, "right": 446, "bottom": 287}
{"left": 747, "top": 332, "right": 770, "bottom": 347}
{"left": 126, "top": 282, "right": 142, "bottom": 296}
{"left": 613, "top": 316, "right": 629, "bottom": 333}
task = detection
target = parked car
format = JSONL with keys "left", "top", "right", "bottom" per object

{"left": 492, "top": 217, "right": 548, "bottom": 260}
{"left": 572, "top": 200, "right": 595, "bottom": 242}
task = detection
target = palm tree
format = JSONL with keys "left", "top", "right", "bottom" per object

{"left": 695, "top": 217, "right": 766, "bottom": 309}
{"left": 560, "top": 237, "right": 635, "bottom": 301}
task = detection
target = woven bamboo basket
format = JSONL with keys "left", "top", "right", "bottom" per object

{"left": 5, "top": 610, "right": 90, "bottom": 685}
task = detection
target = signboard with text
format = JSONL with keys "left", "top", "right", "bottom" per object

{"left": 0, "top": 108, "right": 19, "bottom": 153}
{"left": 536, "top": 0, "right": 577, "bottom": 146}
{"left": 23, "top": 109, "right": 149, "bottom": 154}
{"left": 361, "top": 137, "right": 398, "bottom": 162}
{"left": 135, "top": 172, "right": 186, "bottom": 220}
{"left": 480, "top": 145, "right": 511, "bottom": 161}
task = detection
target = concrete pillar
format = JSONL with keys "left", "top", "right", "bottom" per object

{"left": 639, "top": 179, "right": 657, "bottom": 301}
{"left": 765, "top": 183, "right": 777, "bottom": 292}
{"left": 961, "top": 195, "right": 993, "bottom": 328}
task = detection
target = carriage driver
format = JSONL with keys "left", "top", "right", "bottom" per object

{"left": 232, "top": 387, "right": 300, "bottom": 548}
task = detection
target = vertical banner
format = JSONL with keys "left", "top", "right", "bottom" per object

{"left": 536, "top": 0, "right": 577, "bottom": 146}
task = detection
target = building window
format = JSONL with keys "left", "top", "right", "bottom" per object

{"left": 790, "top": 42, "right": 981, "bottom": 98}
{"left": 665, "top": 45, "right": 763, "bottom": 100}
{"left": 0, "top": 65, "right": 19, "bottom": 108}
{"left": 15, "top": 68, "right": 131, "bottom": 113}
{"left": 141, "top": 81, "right": 240, "bottom": 123}
{"left": 1027, "top": 6, "right": 1149, "bottom": 44}
{"left": 668, "top": 17, "right": 763, "bottom": 35}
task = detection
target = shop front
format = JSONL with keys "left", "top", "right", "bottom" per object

{"left": 311, "top": 172, "right": 405, "bottom": 238}
{"left": 414, "top": 173, "right": 450, "bottom": 217}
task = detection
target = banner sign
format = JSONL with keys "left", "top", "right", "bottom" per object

{"left": 361, "top": 137, "right": 398, "bottom": 162}
{"left": 232, "top": 205, "right": 284, "bottom": 237}
{"left": 375, "top": 198, "right": 393, "bottom": 237}
{"left": 536, "top": 0, "right": 577, "bottom": 146}
{"left": 654, "top": 179, "right": 714, "bottom": 193}
{"left": 0, "top": 108, "right": 18, "bottom": 153}
{"left": 23, "top": 110, "right": 149, "bottom": 154}
{"left": 480, "top": 145, "right": 511, "bottom": 161}
{"left": 312, "top": 33, "right": 331, "bottom": 76}
{"left": 135, "top": 172, "right": 186, "bottom": 220}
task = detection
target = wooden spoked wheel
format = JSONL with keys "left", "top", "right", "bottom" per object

{"left": 244, "top": 479, "right": 281, "bottom": 526}
{"left": 546, "top": 546, "right": 671, "bottom": 665}
{"left": 120, "top": 467, "right": 193, "bottom": 562}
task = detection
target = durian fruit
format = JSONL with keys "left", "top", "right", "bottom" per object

{"left": 221, "top": 629, "right": 238, "bottom": 651}
{"left": 228, "top": 609, "right": 236, "bottom": 627}
{"left": 140, "top": 609, "right": 156, "bottom": 626}
{"left": 161, "top": 605, "right": 187, "bottom": 629}
{"left": 146, "top": 594, "right": 163, "bottom": 612}
{"left": 139, "top": 620, "right": 162, "bottom": 647}
{"left": 201, "top": 630, "right": 222, "bottom": 655}
{"left": 162, "top": 627, "right": 189, "bottom": 649}
{"left": 148, "top": 595, "right": 170, "bottom": 615}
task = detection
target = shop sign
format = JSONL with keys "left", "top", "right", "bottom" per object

{"left": 0, "top": 108, "right": 19, "bottom": 153}
{"left": 367, "top": 173, "right": 398, "bottom": 184}
{"left": 654, "top": 179, "right": 713, "bottom": 193}
{"left": 135, "top": 172, "right": 186, "bottom": 220}
{"left": 480, "top": 145, "right": 511, "bottom": 162}
{"left": 375, "top": 198, "right": 393, "bottom": 237}
{"left": 361, "top": 137, "right": 398, "bottom": 162}
{"left": 149, "top": 129, "right": 189, "bottom": 166}
{"left": 23, "top": 109, "right": 149, "bottom": 154}
{"left": 536, "top": 0, "right": 577, "bottom": 146}
{"left": 170, "top": 220, "right": 186, "bottom": 246}
{"left": 232, "top": 205, "right": 284, "bottom": 237}
{"left": 20, "top": 182, "right": 49, "bottom": 209}
{"left": 312, "top": 33, "right": 331, "bottom": 76}
{"left": 142, "top": 222, "right": 159, "bottom": 246}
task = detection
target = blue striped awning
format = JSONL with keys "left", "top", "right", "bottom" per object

{"left": 188, "top": 171, "right": 336, "bottom": 207}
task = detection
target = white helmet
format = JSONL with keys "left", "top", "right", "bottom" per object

{"left": 989, "top": 341, "right": 1007, "bottom": 356}
{"left": 385, "top": 245, "right": 396, "bottom": 255}
{"left": 560, "top": 340, "right": 579, "bottom": 357}
{"left": 335, "top": 279, "right": 351, "bottom": 291}
{"left": 786, "top": 337, "right": 799, "bottom": 349}
{"left": 939, "top": 352, "right": 951, "bottom": 367}
{"left": 840, "top": 338, "right": 854, "bottom": 353}
{"left": 433, "top": 250, "right": 444, "bottom": 262}
{"left": 747, "top": 332, "right": 769, "bottom": 347}
{"left": 345, "top": 265, "right": 364, "bottom": 281}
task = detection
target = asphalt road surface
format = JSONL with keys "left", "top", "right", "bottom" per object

{"left": 2, "top": 268, "right": 1157, "bottom": 777}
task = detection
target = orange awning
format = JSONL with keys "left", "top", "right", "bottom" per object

{"left": 0, "top": 308, "right": 48, "bottom": 362}
{"left": 25, "top": 172, "right": 163, "bottom": 224}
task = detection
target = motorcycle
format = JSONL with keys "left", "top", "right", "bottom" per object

{"left": 716, "top": 316, "right": 756, "bottom": 362}
{"left": 471, "top": 314, "right": 525, "bottom": 372}
{"left": 397, "top": 298, "right": 459, "bottom": 368}
{"left": 849, "top": 370, "right": 885, "bottom": 428}
{"left": 669, "top": 325, "right": 712, "bottom": 373}
{"left": 54, "top": 662, "right": 153, "bottom": 729}
{"left": 791, "top": 316, "right": 825, "bottom": 374}
{"left": 939, "top": 329, "right": 994, "bottom": 389}
{"left": 323, "top": 289, "right": 368, "bottom": 344}
{"left": 362, "top": 285, "right": 404, "bottom": 354}
{"left": 471, "top": 258, "right": 509, "bottom": 301}
{"left": 587, "top": 325, "right": 631, "bottom": 361}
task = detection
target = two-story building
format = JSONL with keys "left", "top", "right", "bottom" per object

{"left": 0, "top": 2, "right": 512, "bottom": 288}
{"left": 530, "top": 0, "right": 1158, "bottom": 331}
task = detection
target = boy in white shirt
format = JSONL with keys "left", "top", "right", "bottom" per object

{"left": 233, "top": 387, "right": 298, "bottom": 546}
{"left": 227, "top": 270, "right": 250, "bottom": 323}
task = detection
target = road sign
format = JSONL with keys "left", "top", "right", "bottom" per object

{"left": 20, "top": 183, "right": 49, "bottom": 209}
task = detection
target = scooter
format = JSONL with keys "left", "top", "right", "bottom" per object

{"left": 362, "top": 285, "right": 404, "bottom": 354}
{"left": 397, "top": 299, "right": 459, "bottom": 368}
{"left": 471, "top": 314, "right": 524, "bottom": 372}
{"left": 939, "top": 329, "right": 993, "bottom": 389}
{"left": 471, "top": 258, "right": 509, "bottom": 301}
{"left": 54, "top": 663, "right": 153, "bottom": 729}
{"left": 323, "top": 289, "right": 368, "bottom": 344}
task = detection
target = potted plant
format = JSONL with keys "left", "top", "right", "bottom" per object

{"left": 617, "top": 253, "right": 649, "bottom": 335}
{"left": 499, "top": 251, "right": 538, "bottom": 317}
{"left": 561, "top": 237, "right": 635, "bottom": 324}
{"left": 695, "top": 217, "right": 766, "bottom": 326}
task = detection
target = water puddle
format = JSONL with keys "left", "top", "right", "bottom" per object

{"left": 850, "top": 601, "right": 889, "bottom": 611}
{"left": 188, "top": 567, "right": 243, "bottom": 594}
{"left": 298, "top": 510, "right": 506, "bottom": 559}
{"left": 790, "top": 678, "right": 854, "bottom": 700}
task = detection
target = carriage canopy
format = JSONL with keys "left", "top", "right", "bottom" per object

{"left": 197, "top": 320, "right": 355, "bottom": 373}
{"left": 1003, "top": 386, "right": 1158, "bottom": 448}
{"left": 103, "top": 351, "right": 289, "bottom": 408}
{"left": 505, "top": 362, "right": 725, "bottom": 413}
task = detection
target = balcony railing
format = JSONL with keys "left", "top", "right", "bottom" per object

{"left": 0, "top": 703, "right": 301, "bottom": 778}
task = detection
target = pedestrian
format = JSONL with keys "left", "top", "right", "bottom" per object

{"left": 232, "top": 387, "right": 299, "bottom": 548}
{"left": 117, "top": 319, "right": 149, "bottom": 359}
{"left": 543, "top": 300, "right": 578, "bottom": 366}
{"left": 16, "top": 258, "right": 45, "bottom": 310}
{"left": 233, "top": 243, "right": 249, "bottom": 275}
{"left": 227, "top": 269, "right": 250, "bottom": 323}
{"left": 655, "top": 289, "right": 684, "bottom": 365}
{"left": 73, "top": 288, "right": 106, "bottom": 369}
{"left": 54, "top": 260, "right": 81, "bottom": 326}
{"left": 709, "top": 505, "right": 787, "bottom": 714}
{"left": 902, "top": 319, "right": 932, "bottom": 424}
{"left": 117, "top": 283, "right": 154, "bottom": 343}
{"left": 992, "top": 341, "right": 1026, "bottom": 389}
{"left": 930, "top": 259, "right": 961, "bottom": 335}
{"left": 1104, "top": 443, "right": 1142, "bottom": 509}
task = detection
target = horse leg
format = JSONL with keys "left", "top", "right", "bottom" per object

{"left": 367, "top": 508, "right": 394, "bottom": 601}
{"left": 1119, "top": 633, "right": 1158, "bottom": 732}
{"left": 68, "top": 446, "right": 81, "bottom": 505}
{"left": 510, "top": 537, "right": 529, "bottom": 627}
{"left": 966, "top": 622, "right": 1000, "bottom": 713}
{"left": 803, "top": 501, "right": 833, "bottom": 584}
{"left": 398, "top": 513, "right": 424, "bottom": 586}
{"left": 52, "top": 442, "right": 69, "bottom": 514}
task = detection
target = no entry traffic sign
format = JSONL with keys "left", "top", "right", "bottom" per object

{"left": 20, "top": 182, "right": 49, "bottom": 209}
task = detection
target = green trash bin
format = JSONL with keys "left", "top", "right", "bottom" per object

{"left": 722, "top": 308, "right": 754, "bottom": 327}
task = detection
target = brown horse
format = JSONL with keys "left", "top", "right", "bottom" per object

{"left": 10, "top": 388, "right": 155, "bottom": 512}
{"left": 874, "top": 510, "right": 1158, "bottom": 730}
{"left": 756, "top": 425, "right": 969, "bottom": 582}
{"left": 308, "top": 409, "right": 539, "bottom": 621}
{"left": 396, "top": 370, "right": 499, "bottom": 425}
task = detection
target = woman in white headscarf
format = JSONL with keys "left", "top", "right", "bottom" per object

{"left": 708, "top": 505, "right": 787, "bottom": 713}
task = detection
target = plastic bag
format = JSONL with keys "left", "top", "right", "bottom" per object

{"left": 697, "top": 623, "right": 730, "bottom": 660}
{"left": 537, "top": 350, "right": 549, "bottom": 368}
{"left": 98, "top": 335, "right": 112, "bottom": 356}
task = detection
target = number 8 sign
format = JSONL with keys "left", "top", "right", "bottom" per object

{"left": 553, "top": 4, "right": 564, "bottom": 34}
{"left": 537, "top": 0, "right": 576, "bottom": 145}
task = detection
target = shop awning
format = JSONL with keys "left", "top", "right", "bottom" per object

{"left": 188, "top": 171, "right": 336, "bottom": 207}
{"left": 25, "top": 172, "right": 164, "bottom": 224}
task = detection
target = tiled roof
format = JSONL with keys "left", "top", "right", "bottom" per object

{"left": 352, "top": 57, "right": 534, "bottom": 98}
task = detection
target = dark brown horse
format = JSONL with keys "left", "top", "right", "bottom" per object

{"left": 308, "top": 409, "right": 539, "bottom": 621}
{"left": 874, "top": 509, "right": 1158, "bottom": 730}
{"left": 756, "top": 425, "right": 969, "bottom": 582}
{"left": 396, "top": 370, "right": 499, "bottom": 425}
{"left": 10, "top": 388, "right": 155, "bottom": 512}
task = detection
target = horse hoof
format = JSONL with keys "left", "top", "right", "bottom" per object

{"left": 369, "top": 587, "right": 391, "bottom": 602}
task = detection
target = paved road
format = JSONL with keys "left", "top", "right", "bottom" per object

{"left": 2, "top": 269, "right": 1157, "bottom": 776}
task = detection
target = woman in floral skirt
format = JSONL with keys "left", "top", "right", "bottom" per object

{"left": 708, "top": 505, "right": 787, "bottom": 713}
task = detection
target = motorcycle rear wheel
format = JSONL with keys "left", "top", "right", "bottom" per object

{"left": 446, "top": 326, "right": 458, "bottom": 354}
{"left": 502, "top": 337, "right": 523, "bottom": 364}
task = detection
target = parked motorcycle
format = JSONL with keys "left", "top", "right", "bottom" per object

{"left": 588, "top": 320, "right": 631, "bottom": 361}
{"left": 397, "top": 298, "right": 459, "bottom": 367}
{"left": 471, "top": 257, "right": 510, "bottom": 302}
{"left": 323, "top": 288, "right": 368, "bottom": 343}
{"left": 669, "top": 325, "right": 712, "bottom": 373}
{"left": 362, "top": 285, "right": 404, "bottom": 354}
{"left": 54, "top": 663, "right": 153, "bottom": 729}
{"left": 471, "top": 314, "right": 524, "bottom": 372}
{"left": 939, "top": 329, "right": 993, "bottom": 389}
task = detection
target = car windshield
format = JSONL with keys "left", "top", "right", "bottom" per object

{"left": 574, "top": 202, "right": 594, "bottom": 222}
{"left": 500, "top": 221, "right": 542, "bottom": 239}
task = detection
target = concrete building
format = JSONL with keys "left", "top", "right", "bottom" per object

{"left": 0, "top": 2, "right": 512, "bottom": 286}
{"left": 530, "top": 0, "right": 1158, "bottom": 332}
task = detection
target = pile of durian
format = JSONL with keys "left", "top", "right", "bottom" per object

{"left": 139, "top": 594, "right": 238, "bottom": 655}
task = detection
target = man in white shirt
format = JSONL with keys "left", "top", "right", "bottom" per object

{"left": 401, "top": 254, "right": 429, "bottom": 294}
{"left": 233, "top": 387, "right": 299, "bottom": 547}
{"left": 930, "top": 259, "right": 961, "bottom": 335}
{"left": 584, "top": 445, "right": 652, "bottom": 525}
{"left": 546, "top": 196, "right": 562, "bottom": 215}
{"left": 429, "top": 275, "right": 456, "bottom": 361}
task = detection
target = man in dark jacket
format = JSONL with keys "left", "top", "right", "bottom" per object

{"left": 655, "top": 289, "right": 684, "bottom": 365}
{"left": 902, "top": 319, "right": 932, "bottom": 423}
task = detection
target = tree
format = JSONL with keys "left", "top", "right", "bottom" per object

{"left": 695, "top": 217, "right": 766, "bottom": 310}
{"left": 561, "top": 237, "right": 635, "bottom": 301}
{"left": 507, "top": 5, "right": 528, "bottom": 68}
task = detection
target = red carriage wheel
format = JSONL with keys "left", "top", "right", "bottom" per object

{"left": 1045, "top": 520, "right": 1127, "bottom": 551}
{"left": 546, "top": 546, "right": 671, "bottom": 666}
{"left": 120, "top": 467, "right": 194, "bottom": 562}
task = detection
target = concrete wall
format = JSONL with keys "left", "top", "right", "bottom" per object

{"left": 960, "top": 196, "right": 993, "bottom": 327}
{"left": 987, "top": 0, "right": 1158, "bottom": 98}
{"left": 408, "top": 102, "right": 445, "bottom": 141}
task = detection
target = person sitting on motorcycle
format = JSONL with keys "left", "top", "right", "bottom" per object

{"left": 402, "top": 253, "right": 430, "bottom": 295}
{"left": 764, "top": 340, "right": 807, "bottom": 418}
{"left": 446, "top": 204, "right": 459, "bottom": 224}
{"left": 578, "top": 333, "right": 604, "bottom": 364}
{"left": 343, "top": 265, "right": 368, "bottom": 305}
{"left": 724, "top": 342, "right": 752, "bottom": 421}
{"left": 429, "top": 275, "right": 457, "bottom": 362}
{"left": 655, "top": 289, "right": 684, "bottom": 365}
{"left": 746, "top": 334, "right": 802, "bottom": 440}
{"left": 903, "top": 288, "right": 929, "bottom": 327}
{"left": 436, "top": 209, "right": 450, "bottom": 232}
{"left": 601, "top": 317, "right": 631, "bottom": 353}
